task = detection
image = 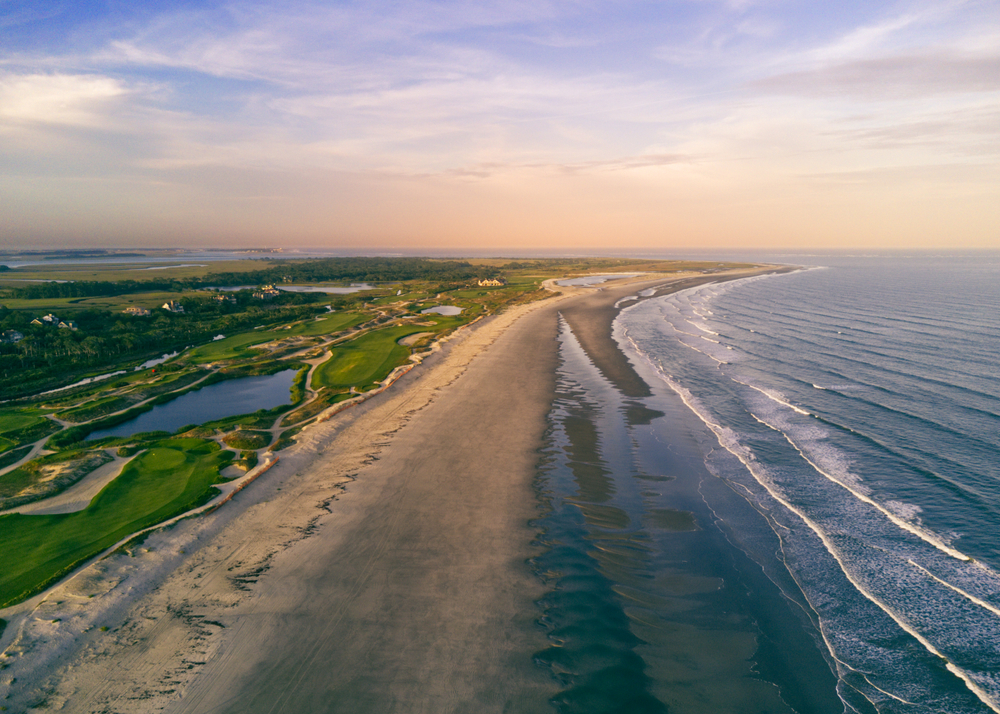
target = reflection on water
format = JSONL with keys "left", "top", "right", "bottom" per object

{"left": 87, "top": 370, "right": 296, "bottom": 440}
{"left": 421, "top": 305, "right": 463, "bottom": 316}
{"left": 529, "top": 319, "right": 842, "bottom": 714}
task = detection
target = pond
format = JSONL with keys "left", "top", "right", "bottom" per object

{"left": 209, "top": 284, "right": 375, "bottom": 294}
{"left": 278, "top": 283, "right": 375, "bottom": 294}
{"left": 555, "top": 273, "right": 642, "bottom": 287}
{"left": 87, "top": 369, "right": 297, "bottom": 440}
{"left": 420, "top": 306, "right": 463, "bottom": 316}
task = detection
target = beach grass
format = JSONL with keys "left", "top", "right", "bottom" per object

{"left": 0, "top": 438, "right": 230, "bottom": 607}
{"left": 222, "top": 430, "right": 271, "bottom": 450}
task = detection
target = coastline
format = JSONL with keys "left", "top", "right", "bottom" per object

{"left": 0, "top": 269, "right": 783, "bottom": 712}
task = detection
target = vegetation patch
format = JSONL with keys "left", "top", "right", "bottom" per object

{"left": 0, "top": 416, "right": 61, "bottom": 450}
{"left": 0, "top": 444, "right": 33, "bottom": 471}
{"left": 201, "top": 409, "right": 279, "bottom": 432}
{"left": 223, "top": 430, "right": 271, "bottom": 450}
{"left": 271, "top": 426, "right": 306, "bottom": 452}
{"left": 289, "top": 364, "right": 309, "bottom": 404}
{"left": 0, "top": 438, "right": 231, "bottom": 607}
{"left": 59, "top": 395, "right": 135, "bottom": 424}
{"left": 237, "top": 450, "right": 259, "bottom": 471}
{"left": 281, "top": 390, "right": 352, "bottom": 426}
{"left": 0, "top": 450, "right": 114, "bottom": 509}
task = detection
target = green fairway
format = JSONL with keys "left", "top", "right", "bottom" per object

{"left": 183, "top": 311, "right": 365, "bottom": 363}
{"left": 0, "top": 410, "right": 45, "bottom": 435}
{"left": 292, "top": 311, "right": 366, "bottom": 336}
{"left": 312, "top": 325, "right": 426, "bottom": 390}
{"left": 0, "top": 438, "right": 231, "bottom": 607}
{"left": 184, "top": 331, "right": 284, "bottom": 362}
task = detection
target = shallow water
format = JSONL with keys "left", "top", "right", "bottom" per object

{"left": 530, "top": 318, "right": 842, "bottom": 713}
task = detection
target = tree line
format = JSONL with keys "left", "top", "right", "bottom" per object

{"left": 1, "top": 257, "right": 512, "bottom": 301}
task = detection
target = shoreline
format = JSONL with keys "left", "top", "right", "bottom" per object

{"left": 0, "top": 268, "right": 785, "bottom": 712}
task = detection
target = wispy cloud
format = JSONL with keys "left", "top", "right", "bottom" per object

{"left": 753, "top": 51, "right": 1000, "bottom": 98}
{"left": 1, "top": 0, "right": 998, "bottom": 248}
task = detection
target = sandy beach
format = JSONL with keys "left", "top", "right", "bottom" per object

{"left": 0, "top": 270, "right": 771, "bottom": 713}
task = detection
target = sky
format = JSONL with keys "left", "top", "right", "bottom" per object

{"left": 1, "top": 0, "right": 998, "bottom": 252}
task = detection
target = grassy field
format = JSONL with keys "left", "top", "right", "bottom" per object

{"left": 0, "top": 259, "right": 272, "bottom": 284}
{"left": 0, "top": 290, "right": 217, "bottom": 313}
{"left": 312, "top": 325, "right": 427, "bottom": 390}
{"left": 0, "top": 438, "right": 230, "bottom": 607}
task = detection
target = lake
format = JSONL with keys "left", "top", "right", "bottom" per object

{"left": 87, "top": 369, "right": 297, "bottom": 440}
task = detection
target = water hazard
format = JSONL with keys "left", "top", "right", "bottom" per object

{"left": 87, "top": 369, "right": 296, "bottom": 440}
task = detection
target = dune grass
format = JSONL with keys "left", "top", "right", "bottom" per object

{"left": 223, "top": 430, "right": 271, "bottom": 450}
{"left": 0, "top": 438, "right": 231, "bottom": 607}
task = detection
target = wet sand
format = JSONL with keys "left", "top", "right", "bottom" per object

{"left": 0, "top": 270, "right": 776, "bottom": 713}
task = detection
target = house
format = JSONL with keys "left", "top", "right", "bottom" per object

{"left": 58, "top": 320, "right": 78, "bottom": 330}
{"left": 477, "top": 277, "right": 508, "bottom": 287}
{"left": 1, "top": 330, "right": 23, "bottom": 343}
{"left": 31, "top": 313, "right": 60, "bottom": 326}
{"left": 213, "top": 294, "right": 237, "bottom": 304}
{"left": 253, "top": 285, "right": 281, "bottom": 300}
{"left": 123, "top": 306, "right": 151, "bottom": 316}
{"left": 162, "top": 300, "right": 185, "bottom": 313}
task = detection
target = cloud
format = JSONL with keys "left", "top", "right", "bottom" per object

{"left": 752, "top": 51, "right": 1000, "bottom": 98}
{"left": 0, "top": 73, "right": 128, "bottom": 126}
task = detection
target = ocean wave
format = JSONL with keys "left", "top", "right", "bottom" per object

{"left": 616, "top": 272, "right": 1000, "bottom": 713}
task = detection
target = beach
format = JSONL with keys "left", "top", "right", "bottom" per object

{"left": 1, "top": 269, "right": 779, "bottom": 713}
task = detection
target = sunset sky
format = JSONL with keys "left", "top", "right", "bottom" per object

{"left": 2, "top": 0, "right": 998, "bottom": 251}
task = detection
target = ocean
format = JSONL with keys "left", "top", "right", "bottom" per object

{"left": 532, "top": 254, "right": 1000, "bottom": 713}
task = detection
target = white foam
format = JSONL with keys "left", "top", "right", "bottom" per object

{"left": 615, "top": 279, "right": 1000, "bottom": 712}
{"left": 752, "top": 412, "right": 970, "bottom": 562}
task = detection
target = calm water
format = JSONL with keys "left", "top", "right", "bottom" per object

{"left": 556, "top": 273, "right": 642, "bottom": 287}
{"left": 531, "top": 254, "right": 1000, "bottom": 713}
{"left": 87, "top": 370, "right": 296, "bottom": 439}
{"left": 421, "top": 305, "right": 463, "bottom": 316}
